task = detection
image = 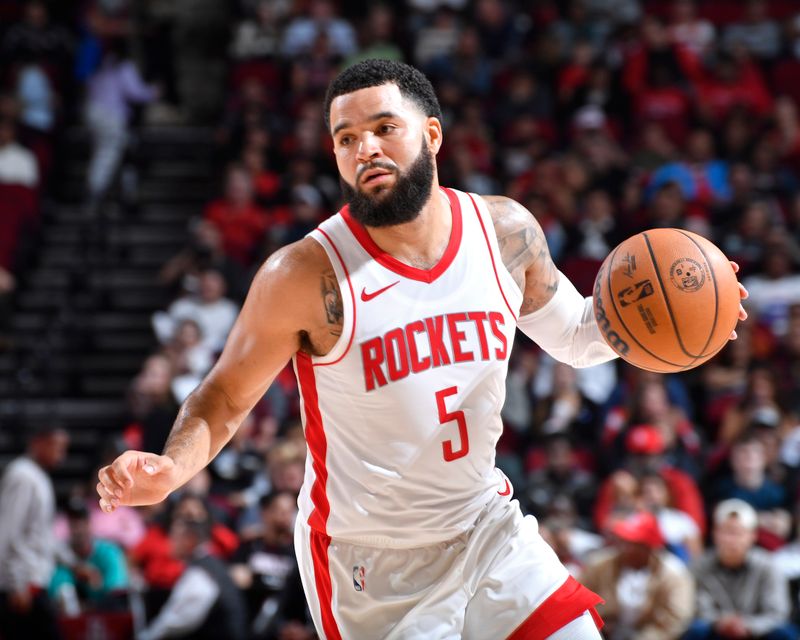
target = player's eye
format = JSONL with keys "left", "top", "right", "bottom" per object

{"left": 378, "top": 124, "right": 395, "bottom": 134}
{"left": 339, "top": 135, "right": 353, "bottom": 146}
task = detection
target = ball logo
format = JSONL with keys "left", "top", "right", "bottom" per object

{"left": 669, "top": 258, "right": 705, "bottom": 293}
{"left": 617, "top": 279, "right": 654, "bottom": 307}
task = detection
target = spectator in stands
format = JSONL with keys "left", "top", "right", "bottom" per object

{"left": 426, "top": 26, "right": 493, "bottom": 97}
{"left": 277, "top": 184, "right": 324, "bottom": 246}
{"left": 158, "top": 220, "right": 249, "bottom": 303}
{"left": 686, "top": 499, "right": 797, "bottom": 640}
{"left": 15, "top": 52, "right": 56, "bottom": 136}
{"left": 532, "top": 360, "right": 601, "bottom": 448}
{"left": 281, "top": 0, "right": 356, "bottom": 58}
{"left": 230, "top": 491, "right": 297, "bottom": 635}
{"left": 203, "top": 164, "right": 269, "bottom": 266}
{"left": 772, "top": 503, "right": 800, "bottom": 598}
{"left": 0, "top": 0, "right": 73, "bottom": 74}
{"left": 523, "top": 433, "right": 596, "bottom": 523}
{"left": 711, "top": 431, "right": 791, "bottom": 547}
{"left": 346, "top": 4, "right": 403, "bottom": 65}
{"left": 131, "top": 491, "right": 238, "bottom": 619}
{"left": 595, "top": 424, "right": 706, "bottom": 535}
{"left": 0, "top": 116, "right": 38, "bottom": 188}
{"left": 719, "top": 367, "right": 793, "bottom": 445}
{"left": 742, "top": 237, "right": 800, "bottom": 340}
{"left": 604, "top": 379, "right": 700, "bottom": 478}
{"left": 49, "top": 498, "right": 128, "bottom": 612}
{"left": 668, "top": 0, "right": 715, "bottom": 57}
{"left": 639, "top": 471, "right": 702, "bottom": 562}
{"left": 648, "top": 128, "right": 730, "bottom": 209}
{"left": 124, "top": 353, "right": 179, "bottom": 455}
{"left": 53, "top": 472, "right": 146, "bottom": 552}
{"left": 412, "top": 7, "right": 460, "bottom": 68}
{"left": 720, "top": 199, "right": 778, "bottom": 276}
{"left": 774, "top": 307, "right": 800, "bottom": 421}
{"left": 723, "top": 0, "right": 780, "bottom": 61}
{"left": 551, "top": 0, "right": 610, "bottom": 59}
{"left": 138, "top": 518, "right": 247, "bottom": 640}
{"left": 153, "top": 268, "right": 239, "bottom": 354}
{"left": 563, "top": 188, "right": 618, "bottom": 263}
{"left": 580, "top": 510, "right": 695, "bottom": 640}
{"left": 163, "top": 319, "right": 214, "bottom": 403}
{"left": 229, "top": 0, "right": 286, "bottom": 61}
{"left": 0, "top": 424, "right": 69, "bottom": 640}
{"left": 0, "top": 116, "right": 39, "bottom": 278}
{"left": 692, "top": 50, "right": 773, "bottom": 123}
{"left": 538, "top": 494, "right": 605, "bottom": 577}
{"left": 84, "top": 37, "right": 158, "bottom": 206}
{"left": 209, "top": 412, "right": 276, "bottom": 518}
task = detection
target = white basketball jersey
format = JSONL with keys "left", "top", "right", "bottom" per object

{"left": 295, "top": 187, "right": 522, "bottom": 548}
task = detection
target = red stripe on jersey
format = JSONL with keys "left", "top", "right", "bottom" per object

{"left": 506, "top": 576, "right": 604, "bottom": 640}
{"left": 296, "top": 352, "right": 342, "bottom": 639}
{"left": 467, "top": 192, "right": 519, "bottom": 320}
{"left": 296, "top": 351, "right": 330, "bottom": 531}
{"left": 315, "top": 228, "right": 357, "bottom": 367}
{"left": 341, "top": 187, "right": 463, "bottom": 284}
{"left": 310, "top": 529, "right": 342, "bottom": 640}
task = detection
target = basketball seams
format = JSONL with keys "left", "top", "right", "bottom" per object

{"left": 676, "top": 230, "right": 719, "bottom": 359}
{"left": 606, "top": 238, "right": 688, "bottom": 369}
{"left": 642, "top": 232, "right": 702, "bottom": 363}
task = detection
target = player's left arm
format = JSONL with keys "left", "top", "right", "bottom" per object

{"left": 483, "top": 195, "right": 618, "bottom": 368}
{"left": 483, "top": 196, "right": 748, "bottom": 365}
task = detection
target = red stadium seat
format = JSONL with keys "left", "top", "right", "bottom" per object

{"left": 59, "top": 611, "right": 134, "bottom": 640}
{"left": 0, "top": 183, "right": 39, "bottom": 270}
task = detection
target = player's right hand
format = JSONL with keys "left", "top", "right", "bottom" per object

{"left": 96, "top": 450, "right": 178, "bottom": 512}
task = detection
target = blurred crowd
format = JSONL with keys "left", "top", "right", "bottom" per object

{"left": 4, "top": 0, "right": 800, "bottom": 639}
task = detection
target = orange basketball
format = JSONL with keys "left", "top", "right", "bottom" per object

{"left": 592, "top": 228, "right": 740, "bottom": 373}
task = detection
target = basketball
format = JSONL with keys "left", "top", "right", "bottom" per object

{"left": 592, "top": 228, "right": 740, "bottom": 373}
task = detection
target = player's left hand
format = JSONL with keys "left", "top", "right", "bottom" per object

{"left": 729, "top": 261, "right": 748, "bottom": 340}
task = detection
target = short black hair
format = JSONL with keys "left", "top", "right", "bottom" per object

{"left": 323, "top": 59, "right": 442, "bottom": 130}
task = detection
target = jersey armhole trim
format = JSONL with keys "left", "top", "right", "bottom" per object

{"left": 467, "top": 192, "right": 519, "bottom": 321}
{"left": 309, "top": 227, "right": 357, "bottom": 367}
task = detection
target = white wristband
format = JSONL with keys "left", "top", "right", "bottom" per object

{"left": 517, "top": 271, "right": 618, "bottom": 368}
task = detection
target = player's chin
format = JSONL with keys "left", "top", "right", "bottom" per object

{"left": 359, "top": 183, "right": 394, "bottom": 199}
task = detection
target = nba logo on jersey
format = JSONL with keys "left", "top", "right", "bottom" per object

{"left": 352, "top": 565, "right": 366, "bottom": 592}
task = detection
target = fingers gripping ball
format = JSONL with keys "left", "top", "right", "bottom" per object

{"left": 593, "top": 228, "right": 740, "bottom": 373}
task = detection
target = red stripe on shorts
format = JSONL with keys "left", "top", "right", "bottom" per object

{"left": 296, "top": 352, "right": 342, "bottom": 640}
{"left": 507, "top": 575, "right": 604, "bottom": 640}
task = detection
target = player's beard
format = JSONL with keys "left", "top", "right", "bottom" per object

{"left": 341, "top": 137, "right": 434, "bottom": 228}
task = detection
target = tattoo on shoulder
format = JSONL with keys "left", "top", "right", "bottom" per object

{"left": 483, "top": 196, "right": 559, "bottom": 315}
{"left": 321, "top": 269, "right": 343, "bottom": 337}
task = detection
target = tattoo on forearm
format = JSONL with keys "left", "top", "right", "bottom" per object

{"left": 484, "top": 196, "right": 559, "bottom": 315}
{"left": 321, "top": 269, "right": 343, "bottom": 337}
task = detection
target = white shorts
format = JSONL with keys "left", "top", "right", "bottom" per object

{"left": 295, "top": 494, "right": 603, "bottom": 639}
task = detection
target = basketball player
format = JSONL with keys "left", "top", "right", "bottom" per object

{"left": 97, "top": 60, "right": 747, "bottom": 639}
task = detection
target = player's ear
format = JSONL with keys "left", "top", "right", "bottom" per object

{"left": 425, "top": 116, "right": 443, "bottom": 155}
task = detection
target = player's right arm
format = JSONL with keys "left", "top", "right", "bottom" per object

{"left": 97, "top": 239, "right": 338, "bottom": 512}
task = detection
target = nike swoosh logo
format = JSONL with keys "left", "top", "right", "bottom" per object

{"left": 498, "top": 478, "right": 511, "bottom": 496}
{"left": 361, "top": 281, "right": 400, "bottom": 302}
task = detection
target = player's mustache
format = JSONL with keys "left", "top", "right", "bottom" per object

{"left": 356, "top": 161, "right": 397, "bottom": 182}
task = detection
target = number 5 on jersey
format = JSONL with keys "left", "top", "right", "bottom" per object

{"left": 435, "top": 386, "right": 469, "bottom": 461}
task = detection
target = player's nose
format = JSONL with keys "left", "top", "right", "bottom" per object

{"left": 355, "top": 132, "right": 382, "bottom": 163}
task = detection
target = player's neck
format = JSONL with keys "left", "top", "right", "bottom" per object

{"left": 363, "top": 181, "right": 452, "bottom": 271}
